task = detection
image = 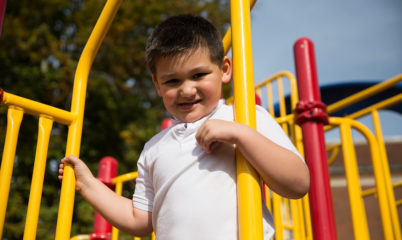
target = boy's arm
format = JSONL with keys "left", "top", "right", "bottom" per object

{"left": 196, "top": 120, "right": 310, "bottom": 199}
{"left": 58, "top": 156, "right": 153, "bottom": 236}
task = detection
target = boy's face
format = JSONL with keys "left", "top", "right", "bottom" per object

{"left": 152, "top": 47, "right": 232, "bottom": 123}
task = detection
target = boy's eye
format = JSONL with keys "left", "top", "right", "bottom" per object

{"left": 164, "top": 79, "right": 179, "bottom": 85}
{"left": 193, "top": 73, "right": 207, "bottom": 79}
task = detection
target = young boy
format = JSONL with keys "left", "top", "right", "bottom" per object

{"left": 58, "top": 14, "right": 309, "bottom": 239}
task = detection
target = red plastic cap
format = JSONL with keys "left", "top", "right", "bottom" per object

{"left": 89, "top": 232, "right": 111, "bottom": 240}
{"left": 161, "top": 118, "right": 173, "bottom": 130}
{"left": 97, "top": 156, "right": 118, "bottom": 187}
{"left": 0, "top": 88, "right": 4, "bottom": 102}
{"left": 255, "top": 93, "right": 262, "bottom": 106}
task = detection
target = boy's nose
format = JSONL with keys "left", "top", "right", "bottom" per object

{"left": 179, "top": 83, "right": 197, "bottom": 97}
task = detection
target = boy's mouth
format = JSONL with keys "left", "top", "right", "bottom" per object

{"left": 178, "top": 99, "right": 202, "bottom": 109}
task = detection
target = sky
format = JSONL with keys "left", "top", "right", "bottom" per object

{"left": 245, "top": 0, "right": 402, "bottom": 139}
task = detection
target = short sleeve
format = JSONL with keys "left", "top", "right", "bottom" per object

{"left": 255, "top": 105, "right": 303, "bottom": 161}
{"left": 132, "top": 150, "right": 154, "bottom": 212}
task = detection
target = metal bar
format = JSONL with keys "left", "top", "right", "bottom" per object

{"left": 23, "top": 117, "right": 53, "bottom": 240}
{"left": 348, "top": 93, "right": 402, "bottom": 120}
{"left": 330, "top": 117, "right": 394, "bottom": 240}
{"left": 222, "top": 0, "right": 257, "bottom": 55}
{"left": 303, "top": 195, "right": 313, "bottom": 240}
{"left": 339, "top": 123, "right": 370, "bottom": 240}
{"left": 1, "top": 91, "right": 75, "bottom": 125}
{"left": 324, "top": 93, "right": 402, "bottom": 132}
{"left": 55, "top": 0, "right": 123, "bottom": 239}
{"left": 112, "top": 171, "right": 138, "bottom": 184}
{"left": 290, "top": 199, "right": 302, "bottom": 240}
{"left": 372, "top": 111, "right": 401, "bottom": 240}
{"left": 111, "top": 181, "right": 123, "bottom": 240}
{"left": 294, "top": 37, "right": 337, "bottom": 240}
{"left": 273, "top": 192, "right": 284, "bottom": 240}
{"left": 0, "top": 107, "right": 23, "bottom": 239}
{"left": 230, "top": 0, "right": 263, "bottom": 239}
{"left": 327, "top": 74, "right": 402, "bottom": 114}
{"left": 267, "top": 83, "right": 274, "bottom": 115}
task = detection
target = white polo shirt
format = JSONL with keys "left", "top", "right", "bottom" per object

{"left": 133, "top": 100, "right": 302, "bottom": 239}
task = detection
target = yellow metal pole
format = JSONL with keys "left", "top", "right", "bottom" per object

{"left": 55, "top": 0, "right": 122, "bottom": 239}
{"left": 1, "top": 91, "right": 74, "bottom": 125}
{"left": 303, "top": 195, "right": 313, "bottom": 240}
{"left": 230, "top": 0, "right": 263, "bottom": 239}
{"left": 23, "top": 117, "right": 54, "bottom": 240}
{"left": 290, "top": 199, "right": 302, "bottom": 240}
{"left": 330, "top": 117, "right": 394, "bottom": 240}
{"left": 112, "top": 182, "right": 123, "bottom": 240}
{"left": 272, "top": 193, "right": 284, "bottom": 240}
{"left": 0, "top": 107, "right": 24, "bottom": 240}
{"left": 222, "top": 0, "right": 257, "bottom": 55}
{"left": 372, "top": 111, "right": 401, "bottom": 240}
{"left": 327, "top": 74, "right": 402, "bottom": 114}
{"left": 338, "top": 123, "right": 370, "bottom": 240}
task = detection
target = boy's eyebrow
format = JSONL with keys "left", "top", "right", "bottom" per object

{"left": 159, "top": 66, "right": 211, "bottom": 80}
{"left": 159, "top": 72, "right": 177, "bottom": 80}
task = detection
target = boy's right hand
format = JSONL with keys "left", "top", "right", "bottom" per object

{"left": 58, "top": 155, "right": 95, "bottom": 193}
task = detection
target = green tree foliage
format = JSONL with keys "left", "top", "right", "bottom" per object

{"left": 0, "top": 0, "right": 230, "bottom": 239}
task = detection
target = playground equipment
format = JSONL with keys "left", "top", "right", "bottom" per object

{"left": 0, "top": 0, "right": 401, "bottom": 239}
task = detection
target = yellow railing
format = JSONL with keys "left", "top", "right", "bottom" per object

{"left": 253, "top": 71, "right": 312, "bottom": 240}
{"left": 0, "top": 0, "right": 122, "bottom": 239}
{"left": 323, "top": 74, "right": 402, "bottom": 240}
{"left": 328, "top": 117, "right": 399, "bottom": 240}
{"left": 251, "top": 71, "right": 402, "bottom": 240}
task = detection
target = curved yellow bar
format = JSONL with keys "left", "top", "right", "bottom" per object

{"left": 112, "top": 171, "right": 138, "bottom": 184}
{"left": 327, "top": 74, "right": 401, "bottom": 114}
{"left": 0, "top": 107, "right": 24, "bottom": 240}
{"left": 329, "top": 117, "right": 395, "bottom": 240}
{"left": 1, "top": 91, "right": 75, "bottom": 125}
{"left": 230, "top": 0, "right": 263, "bottom": 239}
{"left": 56, "top": 0, "right": 123, "bottom": 239}
{"left": 23, "top": 117, "right": 54, "bottom": 240}
{"left": 70, "top": 235, "right": 90, "bottom": 240}
{"left": 347, "top": 93, "right": 402, "bottom": 120}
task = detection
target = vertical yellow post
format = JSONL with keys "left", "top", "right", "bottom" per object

{"left": 339, "top": 123, "right": 370, "bottom": 240}
{"left": 0, "top": 107, "right": 24, "bottom": 240}
{"left": 23, "top": 117, "right": 54, "bottom": 240}
{"left": 55, "top": 0, "right": 122, "bottom": 239}
{"left": 230, "top": 0, "right": 263, "bottom": 239}
{"left": 372, "top": 111, "right": 401, "bottom": 240}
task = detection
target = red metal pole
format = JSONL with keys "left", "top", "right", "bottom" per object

{"left": 90, "top": 157, "right": 118, "bottom": 240}
{"left": 294, "top": 37, "right": 337, "bottom": 240}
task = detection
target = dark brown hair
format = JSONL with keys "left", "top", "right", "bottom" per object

{"left": 145, "top": 14, "right": 224, "bottom": 74}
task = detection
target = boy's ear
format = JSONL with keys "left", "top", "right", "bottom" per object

{"left": 221, "top": 56, "right": 232, "bottom": 84}
{"left": 152, "top": 75, "right": 162, "bottom": 96}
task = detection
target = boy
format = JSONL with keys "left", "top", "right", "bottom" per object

{"left": 59, "top": 14, "right": 309, "bottom": 239}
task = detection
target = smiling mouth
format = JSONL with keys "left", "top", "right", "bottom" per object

{"left": 178, "top": 99, "right": 202, "bottom": 108}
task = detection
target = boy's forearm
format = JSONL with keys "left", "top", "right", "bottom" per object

{"left": 234, "top": 124, "right": 310, "bottom": 199}
{"left": 79, "top": 176, "right": 152, "bottom": 236}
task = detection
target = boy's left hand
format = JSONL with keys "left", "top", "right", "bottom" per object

{"left": 196, "top": 119, "right": 239, "bottom": 153}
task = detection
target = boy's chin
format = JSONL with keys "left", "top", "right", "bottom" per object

{"left": 176, "top": 113, "right": 205, "bottom": 123}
